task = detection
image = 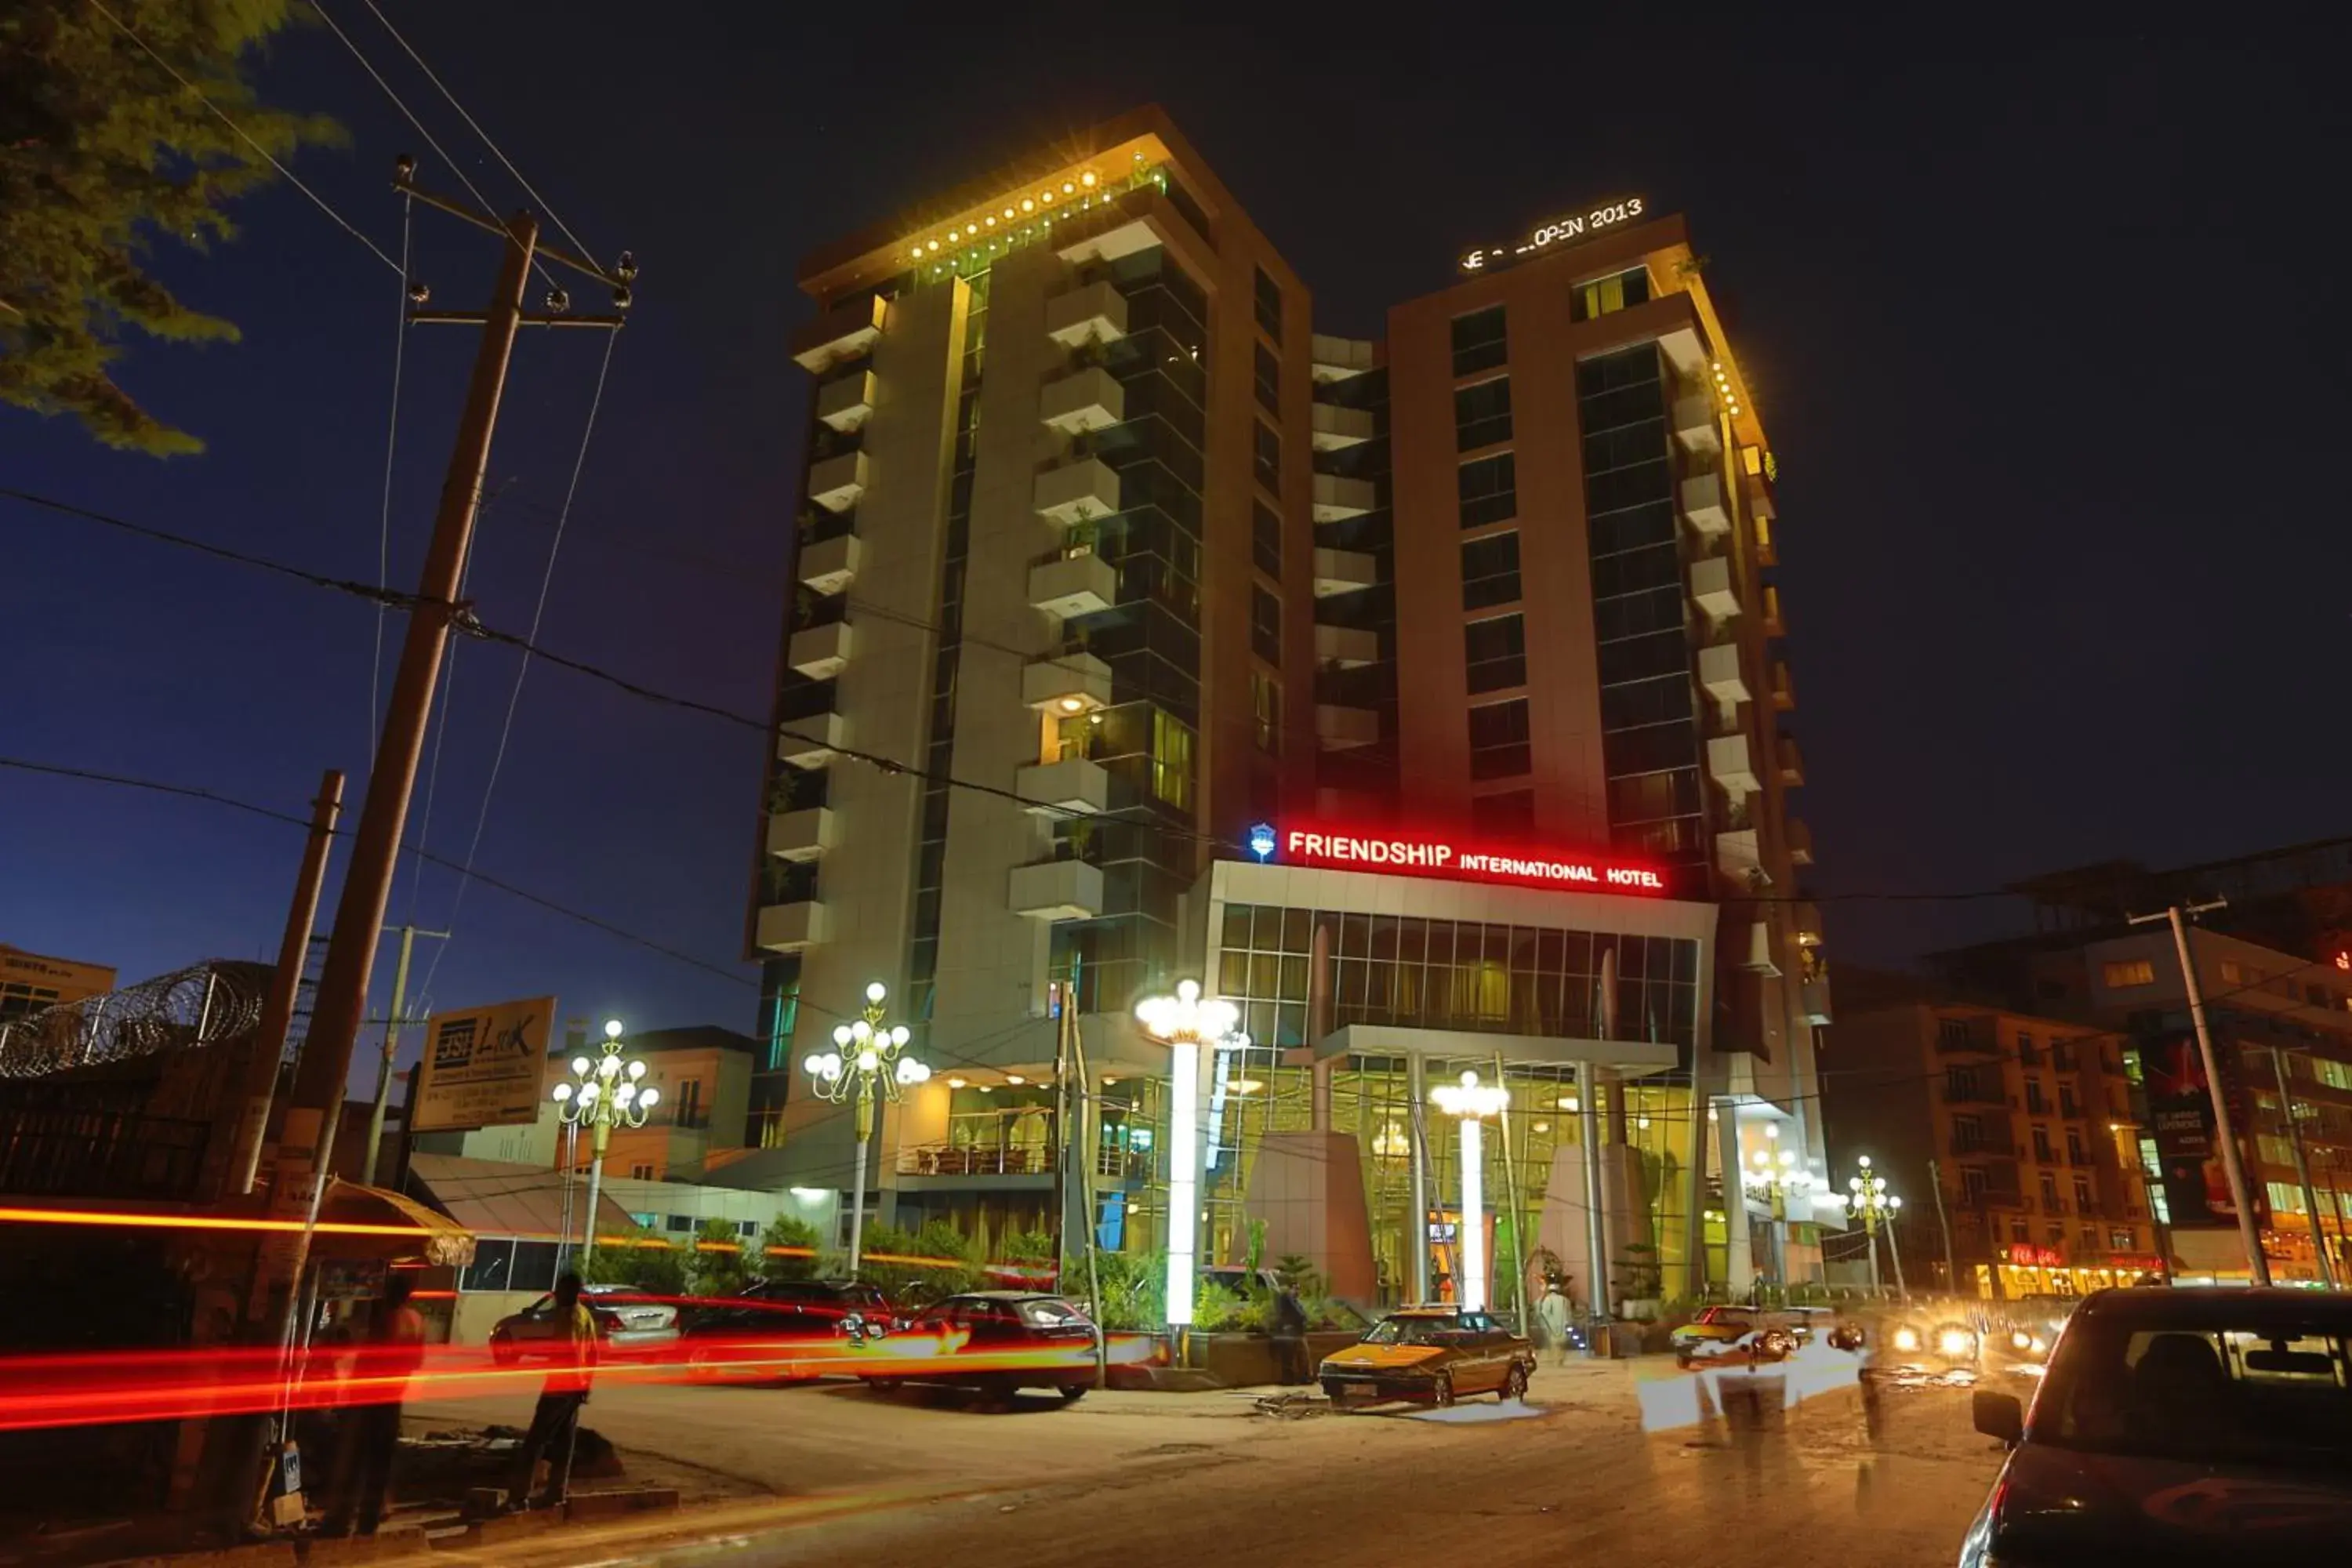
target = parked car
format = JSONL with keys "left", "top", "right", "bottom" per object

{"left": 677, "top": 1279, "right": 901, "bottom": 1380}
{"left": 1319, "top": 1306, "right": 1534, "bottom": 1410}
{"left": 1670, "top": 1305, "right": 1802, "bottom": 1367}
{"left": 1881, "top": 1309, "right": 1983, "bottom": 1372}
{"left": 862, "top": 1291, "right": 1100, "bottom": 1404}
{"left": 488, "top": 1283, "right": 679, "bottom": 1365}
{"left": 1961, "top": 1287, "right": 2352, "bottom": 1566}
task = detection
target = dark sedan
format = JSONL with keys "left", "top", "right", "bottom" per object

{"left": 1960, "top": 1287, "right": 2352, "bottom": 1566}
{"left": 677, "top": 1278, "right": 902, "bottom": 1380}
{"left": 862, "top": 1291, "right": 1100, "bottom": 1405}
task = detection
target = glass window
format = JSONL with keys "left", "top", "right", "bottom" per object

{"left": 1254, "top": 266, "right": 1283, "bottom": 341}
{"left": 1254, "top": 342, "right": 1279, "bottom": 415}
{"left": 1464, "top": 612, "right": 1527, "bottom": 694}
{"left": 1472, "top": 789, "right": 1535, "bottom": 837}
{"left": 2037, "top": 1319, "right": 2352, "bottom": 1465}
{"left": 1252, "top": 499, "right": 1282, "bottom": 581}
{"left": 1458, "top": 452, "right": 1517, "bottom": 528}
{"left": 1451, "top": 305, "right": 1507, "bottom": 376}
{"left": 1250, "top": 668, "right": 1280, "bottom": 756}
{"left": 1570, "top": 266, "right": 1651, "bottom": 322}
{"left": 1468, "top": 698, "right": 1531, "bottom": 781}
{"left": 1461, "top": 531, "right": 1521, "bottom": 610}
{"left": 2103, "top": 960, "right": 2157, "bottom": 988}
{"left": 1250, "top": 585, "right": 1282, "bottom": 666}
{"left": 1151, "top": 709, "right": 1194, "bottom": 811}
{"left": 1253, "top": 420, "right": 1281, "bottom": 492}
{"left": 1454, "top": 376, "right": 1512, "bottom": 452}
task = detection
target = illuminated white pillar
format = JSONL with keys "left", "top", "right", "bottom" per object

{"left": 1166, "top": 1036, "right": 1200, "bottom": 1327}
{"left": 1432, "top": 1070, "right": 1510, "bottom": 1312}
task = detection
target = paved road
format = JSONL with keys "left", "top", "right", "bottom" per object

{"left": 418, "top": 1356, "right": 2008, "bottom": 1567}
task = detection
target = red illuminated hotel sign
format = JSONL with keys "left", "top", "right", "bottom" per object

{"left": 1265, "top": 824, "right": 1666, "bottom": 896}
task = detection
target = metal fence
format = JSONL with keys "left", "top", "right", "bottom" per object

{"left": 0, "top": 960, "right": 271, "bottom": 1080}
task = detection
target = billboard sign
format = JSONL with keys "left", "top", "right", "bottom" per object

{"left": 2143, "top": 1032, "right": 2259, "bottom": 1231}
{"left": 413, "top": 996, "right": 554, "bottom": 1133}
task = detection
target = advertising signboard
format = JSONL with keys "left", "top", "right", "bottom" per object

{"left": 413, "top": 995, "right": 554, "bottom": 1133}
{"left": 2143, "top": 1031, "right": 2261, "bottom": 1230}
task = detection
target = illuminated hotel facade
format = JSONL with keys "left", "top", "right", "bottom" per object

{"left": 746, "top": 107, "right": 1836, "bottom": 1308}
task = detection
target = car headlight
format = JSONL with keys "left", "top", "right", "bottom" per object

{"left": 1938, "top": 1328, "right": 1976, "bottom": 1356}
{"left": 1892, "top": 1327, "right": 1922, "bottom": 1352}
{"left": 2028, "top": 1336, "right": 2046, "bottom": 1354}
{"left": 2010, "top": 1330, "right": 2031, "bottom": 1350}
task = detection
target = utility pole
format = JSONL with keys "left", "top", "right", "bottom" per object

{"left": 232, "top": 771, "right": 343, "bottom": 1194}
{"left": 1927, "top": 1159, "right": 1958, "bottom": 1294}
{"left": 2130, "top": 899, "right": 2269, "bottom": 1286}
{"left": 2270, "top": 1046, "right": 2337, "bottom": 1289}
{"left": 359, "top": 925, "right": 448, "bottom": 1186}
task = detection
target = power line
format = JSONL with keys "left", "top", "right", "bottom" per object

{"left": 84, "top": 0, "right": 403, "bottom": 276}
{"left": 369, "top": 193, "right": 416, "bottom": 768}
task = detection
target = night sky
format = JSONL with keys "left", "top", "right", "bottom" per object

{"left": 5, "top": 10, "right": 2343, "bottom": 1083}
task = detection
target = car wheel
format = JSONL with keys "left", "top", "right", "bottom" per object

{"left": 1501, "top": 1363, "right": 1529, "bottom": 1403}
{"left": 1058, "top": 1385, "right": 1087, "bottom": 1405}
{"left": 863, "top": 1377, "right": 901, "bottom": 1394}
{"left": 489, "top": 1338, "right": 517, "bottom": 1367}
{"left": 1432, "top": 1374, "right": 1455, "bottom": 1409}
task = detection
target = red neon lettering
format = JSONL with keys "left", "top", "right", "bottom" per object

{"left": 1271, "top": 822, "right": 1660, "bottom": 895}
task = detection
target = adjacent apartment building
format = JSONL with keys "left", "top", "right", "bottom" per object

{"left": 745, "top": 107, "right": 1832, "bottom": 1306}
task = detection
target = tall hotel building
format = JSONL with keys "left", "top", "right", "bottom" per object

{"left": 746, "top": 107, "right": 1835, "bottom": 1306}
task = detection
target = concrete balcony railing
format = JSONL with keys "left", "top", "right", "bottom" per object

{"left": 1027, "top": 550, "right": 1119, "bottom": 619}
{"left": 1715, "top": 828, "right": 1761, "bottom": 884}
{"left": 755, "top": 899, "right": 830, "bottom": 953}
{"left": 1681, "top": 472, "right": 1730, "bottom": 539}
{"left": 1310, "top": 334, "right": 1374, "bottom": 383}
{"left": 1691, "top": 556, "right": 1740, "bottom": 622}
{"left": 815, "top": 369, "right": 877, "bottom": 433}
{"left": 1312, "top": 473, "right": 1377, "bottom": 521}
{"left": 789, "top": 295, "right": 886, "bottom": 373}
{"left": 1315, "top": 623, "right": 1378, "bottom": 667}
{"left": 1799, "top": 975, "right": 1833, "bottom": 1025}
{"left": 1015, "top": 756, "right": 1109, "bottom": 816}
{"left": 1034, "top": 458, "right": 1120, "bottom": 524}
{"left": 1671, "top": 393, "right": 1720, "bottom": 453}
{"left": 808, "top": 450, "right": 868, "bottom": 514}
{"left": 787, "top": 621, "right": 852, "bottom": 681}
{"left": 1310, "top": 403, "right": 1374, "bottom": 450}
{"left": 1708, "top": 733, "right": 1760, "bottom": 797}
{"left": 1022, "top": 650, "right": 1113, "bottom": 714}
{"left": 1315, "top": 704, "right": 1381, "bottom": 749}
{"left": 1044, "top": 281, "right": 1128, "bottom": 348}
{"left": 1008, "top": 858, "right": 1105, "bottom": 921}
{"left": 1039, "top": 366, "right": 1124, "bottom": 434}
{"left": 776, "top": 711, "right": 847, "bottom": 771}
{"left": 765, "top": 807, "right": 837, "bottom": 862}
{"left": 797, "top": 532, "right": 860, "bottom": 596}
{"left": 1737, "top": 920, "right": 1779, "bottom": 975}
{"left": 1312, "top": 546, "right": 1377, "bottom": 597}
{"left": 1698, "top": 641, "right": 1748, "bottom": 706}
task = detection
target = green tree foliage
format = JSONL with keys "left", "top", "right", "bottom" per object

{"left": 1087, "top": 1248, "right": 1163, "bottom": 1331}
{"left": 855, "top": 1221, "right": 978, "bottom": 1305}
{"left": 578, "top": 1224, "right": 687, "bottom": 1296}
{"left": 689, "top": 1218, "right": 752, "bottom": 1298}
{"left": 0, "top": 0, "right": 342, "bottom": 454}
{"left": 757, "top": 1214, "right": 822, "bottom": 1282}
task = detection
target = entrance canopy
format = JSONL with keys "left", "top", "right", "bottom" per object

{"left": 1310, "top": 1023, "right": 1679, "bottom": 1076}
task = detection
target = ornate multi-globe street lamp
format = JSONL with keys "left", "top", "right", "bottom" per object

{"left": 804, "top": 982, "right": 927, "bottom": 1273}
{"left": 553, "top": 1019, "right": 657, "bottom": 1258}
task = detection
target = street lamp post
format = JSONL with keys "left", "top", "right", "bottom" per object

{"left": 804, "top": 982, "right": 926, "bottom": 1276}
{"left": 1135, "top": 979, "right": 1239, "bottom": 1333}
{"left": 553, "top": 1019, "right": 658, "bottom": 1260}
{"left": 1848, "top": 1155, "right": 1906, "bottom": 1298}
{"left": 1742, "top": 1123, "right": 1814, "bottom": 1300}
{"left": 1430, "top": 1071, "right": 1510, "bottom": 1311}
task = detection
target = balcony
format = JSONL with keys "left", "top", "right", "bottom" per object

{"left": 1936, "top": 1017, "right": 2002, "bottom": 1055}
{"left": 1943, "top": 1080, "right": 2009, "bottom": 1108}
{"left": 1762, "top": 584, "right": 1786, "bottom": 638}
{"left": 1715, "top": 828, "right": 1761, "bottom": 884}
{"left": 1022, "top": 650, "right": 1112, "bottom": 714}
{"left": 1671, "top": 393, "right": 1721, "bottom": 453}
{"left": 1008, "top": 858, "right": 1104, "bottom": 921}
{"left": 1737, "top": 920, "right": 1780, "bottom": 975}
{"left": 1786, "top": 818, "right": 1814, "bottom": 866}
{"left": 1028, "top": 550, "right": 1119, "bottom": 619}
{"left": 1316, "top": 704, "right": 1380, "bottom": 749}
{"left": 797, "top": 532, "right": 861, "bottom": 596}
{"left": 1951, "top": 1136, "right": 2020, "bottom": 1160}
{"left": 789, "top": 295, "right": 887, "bottom": 373}
{"left": 1312, "top": 473, "right": 1377, "bottom": 521}
{"left": 1691, "top": 556, "right": 1740, "bottom": 622}
{"left": 765, "top": 807, "right": 837, "bottom": 862}
{"left": 1744, "top": 469, "right": 1777, "bottom": 522}
{"left": 1044, "top": 281, "right": 1127, "bottom": 348}
{"left": 1311, "top": 404, "right": 1374, "bottom": 450}
{"left": 1312, "top": 546, "right": 1377, "bottom": 597}
{"left": 788, "top": 621, "right": 852, "bottom": 680}
{"left": 815, "top": 370, "right": 877, "bottom": 433}
{"left": 1708, "top": 733, "right": 1761, "bottom": 797}
{"left": 1315, "top": 623, "right": 1378, "bottom": 667}
{"left": 776, "top": 711, "right": 847, "bottom": 770}
{"left": 897, "top": 1142, "right": 1052, "bottom": 1178}
{"left": 1698, "top": 642, "right": 1748, "bottom": 706}
{"left": 1034, "top": 458, "right": 1120, "bottom": 524}
{"left": 1681, "top": 473, "right": 1730, "bottom": 539}
{"left": 1799, "top": 975, "right": 1832, "bottom": 1026}
{"left": 1311, "top": 334, "right": 1374, "bottom": 383}
{"left": 1777, "top": 735, "right": 1806, "bottom": 787}
{"left": 1039, "top": 367, "right": 1124, "bottom": 434}
{"left": 1793, "top": 900, "right": 1823, "bottom": 947}
{"left": 808, "top": 450, "right": 868, "bottom": 514}
{"left": 1015, "top": 756, "right": 1109, "bottom": 815}
{"left": 755, "top": 899, "right": 830, "bottom": 953}
{"left": 1769, "top": 661, "right": 1795, "bottom": 712}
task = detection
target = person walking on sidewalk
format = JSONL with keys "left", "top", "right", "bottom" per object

{"left": 1269, "top": 1285, "right": 1310, "bottom": 1385}
{"left": 322, "top": 1272, "right": 428, "bottom": 1537}
{"left": 508, "top": 1272, "right": 597, "bottom": 1511}
{"left": 1535, "top": 1280, "right": 1573, "bottom": 1367}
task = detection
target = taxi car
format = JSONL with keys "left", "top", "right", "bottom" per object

{"left": 1670, "top": 1305, "right": 1799, "bottom": 1367}
{"left": 1318, "top": 1306, "right": 1534, "bottom": 1410}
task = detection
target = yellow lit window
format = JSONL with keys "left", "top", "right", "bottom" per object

{"left": 2102, "top": 960, "right": 2156, "bottom": 989}
{"left": 1152, "top": 710, "right": 1195, "bottom": 811}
